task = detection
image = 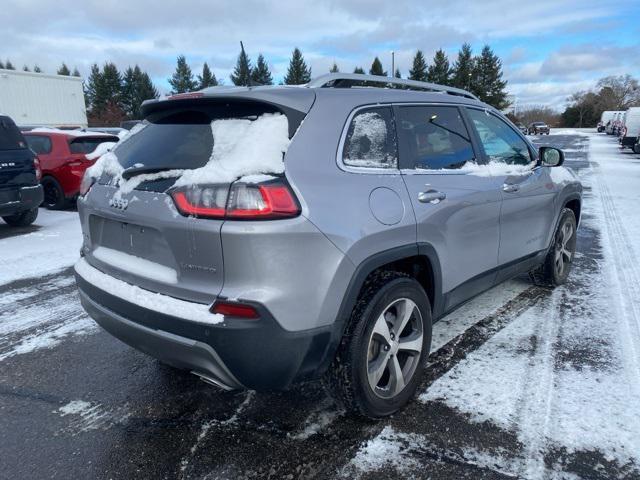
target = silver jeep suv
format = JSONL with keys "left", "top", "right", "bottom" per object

{"left": 75, "top": 74, "right": 582, "bottom": 418}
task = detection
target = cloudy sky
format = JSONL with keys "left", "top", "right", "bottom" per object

{"left": 1, "top": 0, "right": 639, "bottom": 109}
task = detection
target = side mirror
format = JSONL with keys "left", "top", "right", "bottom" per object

{"left": 539, "top": 146, "right": 564, "bottom": 167}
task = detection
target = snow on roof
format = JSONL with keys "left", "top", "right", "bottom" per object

{"left": 29, "top": 127, "right": 117, "bottom": 138}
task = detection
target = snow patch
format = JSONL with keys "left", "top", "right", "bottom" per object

{"left": 74, "top": 258, "right": 223, "bottom": 325}
{"left": 30, "top": 127, "right": 115, "bottom": 138}
{"left": 174, "top": 113, "right": 289, "bottom": 187}
{"left": 86, "top": 141, "right": 117, "bottom": 160}
{"left": 92, "top": 246, "right": 178, "bottom": 284}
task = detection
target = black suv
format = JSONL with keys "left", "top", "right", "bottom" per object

{"left": 0, "top": 115, "right": 43, "bottom": 227}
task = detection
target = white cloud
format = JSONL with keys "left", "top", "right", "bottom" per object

{"left": 0, "top": 0, "right": 638, "bottom": 105}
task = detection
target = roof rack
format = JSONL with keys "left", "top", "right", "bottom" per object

{"left": 306, "top": 73, "right": 479, "bottom": 101}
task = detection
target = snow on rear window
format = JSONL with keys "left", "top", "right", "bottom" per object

{"left": 86, "top": 113, "right": 290, "bottom": 196}
{"left": 343, "top": 108, "right": 397, "bottom": 169}
{"left": 174, "top": 113, "right": 289, "bottom": 187}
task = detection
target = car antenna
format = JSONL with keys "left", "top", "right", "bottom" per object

{"left": 240, "top": 41, "right": 263, "bottom": 87}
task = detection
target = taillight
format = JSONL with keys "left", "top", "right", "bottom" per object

{"left": 171, "top": 180, "right": 300, "bottom": 220}
{"left": 211, "top": 300, "right": 260, "bottom": 319}
{"left": 33, "top": 156, "right": 42, "bottom": 182}
{"left": 226, "top": 184, "right": 300, "bottom": 219}
{"left": 171, "top": 185, "right": 228, "bottom": 218}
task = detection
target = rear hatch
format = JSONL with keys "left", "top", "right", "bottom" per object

{"left": 0, "top": 116, "right": 37, "bottom": 201}
{"left": 83, "top": 91, "right": 313, "bottom": 303}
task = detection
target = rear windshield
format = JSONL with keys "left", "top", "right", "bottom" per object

{"left": 0, "top": 117, "right": 27, "bottom": 151}
{"left": 114, "top": 105, "right": 284, "bottom": 170}
{"left": 69, "top": 136, "right": 119, "bottom": 154}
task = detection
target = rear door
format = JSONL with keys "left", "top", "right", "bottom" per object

{"left": 464, "top": 107, "right": 556, "bottom": 268}
{"left": 0, "top": 116, "right": 36, "bottom": 194}
{"left": 397, "top": 104, "right": 502, "bottom": 309}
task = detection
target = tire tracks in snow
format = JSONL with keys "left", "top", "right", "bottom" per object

{"left": 0, "top": 267, "right": 97, "bottom": 361}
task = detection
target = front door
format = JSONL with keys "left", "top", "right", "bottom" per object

{"left": 464, "top": 108, "right": 557, "bottom": 267}
{"left": 396, "top": 104, "right": 502, "bottom": 310}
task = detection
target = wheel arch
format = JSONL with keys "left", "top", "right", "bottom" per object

{"left": 317, "top": 244, "right": 443, "bottom": 377}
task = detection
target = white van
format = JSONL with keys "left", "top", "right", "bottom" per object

{"left": 621, "top": 107, "right": 640, "bottom": 148}
{"left": 599, "top": 111, "right": 615, "bottom": 132}
{"left": 605, "top": 111, "right": 622, "bottom": 135}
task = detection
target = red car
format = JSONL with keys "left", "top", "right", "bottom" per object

{"left": 23, "top": 129, "right": 119, "bottom": 209}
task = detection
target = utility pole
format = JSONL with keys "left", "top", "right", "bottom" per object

{"left": 391, "top": 51, "right": 395, "bottom": 78}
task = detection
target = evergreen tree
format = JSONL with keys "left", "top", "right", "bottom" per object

{"left": 353, "top": 66, "right": 365, "bottom": 74}
{"left": 121, "top": 67, "right": 137, "bottom": 118}
{"left": 284, "top": 48, "right": 311, "bottom": 85}
{"left": 198, "top": 62, "right": 218, "bottom": 89}
{"left": 426, "top": 49, "right": 451, "bottom": 85}
{"left": 251, "top": 54, "right": 273, "bottom": 85}
{"left": 85, "top": 64, "right": 102, "bottom": 113}
{"left": 100, "top": 62, "right": 122, "bottom": 107}
{"left": 33, "top": 65, "right": 42, "bottom": 73}
{"left": 369, "top": 57, "right": 387, "bottom": 76}
{"left": 136, "top": 70, "right": 159, "bottom": 116}
{"left": 5, "top": 60, "right": 15, "bottom": 70}
{"left": 0, "top": 60, "right": 4, "bottom": 69}
{"left": 408, "top": 50, "right": 428, "bottom": 81}
{"left": 168, "top": 55, "right": 197, "bottom": 93}
{"left": 72, "top": 67, "right": 81, "bottom": 77}
{"left": 23, "top": 65, "right": 30, "bottom": 72}
{"left": 230, "top": 44, "right": 252, "bottom": 86}
{"left": 57, "top": 63, "right": 71, "bottom": 75}
{"left": 471, "top": 45, "right": 509, "bottom": 109}
{"left": 121, "top": 65, "right": 158, "bottom": 119}
{"left": 394, "top": 68, "right": 401, "bottom": 79}
{"left": 330, "top": 62, "right": 339, "bottom": 73}
{"left": 451, "top": 43, "right": 475, "bottom": 90}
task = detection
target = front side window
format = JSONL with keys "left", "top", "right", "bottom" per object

{"left": 397, "top": 105, "right": 474, "bottom": 170}
{"left": 467, "top": 109, "right": 533, "bottom": 166}
{"left": 342, "top": 107, "right": 398, "bottom": 169}
{"left": 25, "top": 135, "right": 52, "bottom": 155}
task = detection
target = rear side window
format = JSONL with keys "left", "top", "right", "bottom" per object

{"left": 25, "top": 135, "right": 52, "bottom": 155}
{"left": 342, "top": 107, "right": 398, "bottom": 169}
{"left": 0, "top": 117, "right": 27, "bottom": 151}
{"left": 69, "top": 137, "right": 118, "bottom": 154}
{"left": 396, "top": 105, "right": 474, "bottom": 170}
{"left": 467, "top": 109, "right": 532, "bottom": 166}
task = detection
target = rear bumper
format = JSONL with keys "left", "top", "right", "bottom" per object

{"left": 0, "top": 185, "right": 43, "bottom": 217}
{"left": 75, "top": 261, "right": 337, "bottom": 390}
{"left": 621, "top": 136, "right": 637, "bottom": 147}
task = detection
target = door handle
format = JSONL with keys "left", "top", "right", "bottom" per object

{"left": 503, "top": 183, "right": 520, "bottom": 193}
{"left": 418, "top": 189, "right": 446, "bottom": 204}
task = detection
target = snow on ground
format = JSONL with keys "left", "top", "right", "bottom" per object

{"left": 0, "top": 210, "right": 82, "bottom": 285}
{"left": 0, "top": 263, "right": 96, "bottom": 361}
{"left": 0, "top": 209, "right": 94, "bottom": 360}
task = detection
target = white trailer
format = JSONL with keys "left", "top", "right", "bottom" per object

{"left": 0, "top": 69, "right": 87, "bottom": 128}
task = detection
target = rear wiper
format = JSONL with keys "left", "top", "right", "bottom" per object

{"left": 121, "top": 166, "right": 179, "bottom": 180}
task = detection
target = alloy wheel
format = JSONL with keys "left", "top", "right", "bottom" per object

{"left": 366, "top": 298, "right": 423, "bottom": 399}
{"left": 554, "top": 220, "right": 574, "bottom": 277}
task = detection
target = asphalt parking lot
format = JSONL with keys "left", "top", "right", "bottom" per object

{"left": 1, "top": 131, "right": 640, "bottom": 479}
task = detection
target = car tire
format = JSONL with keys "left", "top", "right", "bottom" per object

{"left": 536, "top": 208, "right": 577, "bottom": 286}
{"left": 324, "top": 271, "right": 432, "bottom": 419}
{"left": 634, "top": 143, "right": 640, "bottom": 154}
{"left": 2, "top": 207, "right": 39, "bottom": 227}
{"left": 41, "top": 177, "right": 67, "bottom": 210}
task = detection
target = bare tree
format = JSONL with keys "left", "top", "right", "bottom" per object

{"left": 596, "top": 75, "right": 640, "bottom": 110}
{"left": 517, "top": 105, "right": 561, "bottom": 127}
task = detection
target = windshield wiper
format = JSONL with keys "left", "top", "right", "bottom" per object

{"left": 121, "top": 166, "right": 180, "bottom": 180}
